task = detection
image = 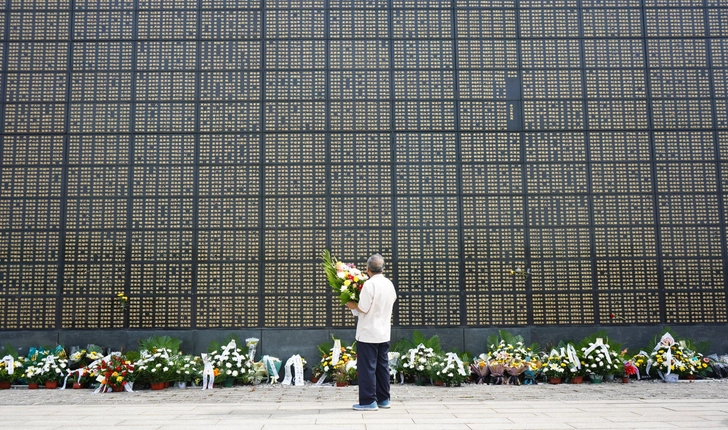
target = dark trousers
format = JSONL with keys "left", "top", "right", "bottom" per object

{"left": 356, "top": 340, "right": 390, "bottom": 405}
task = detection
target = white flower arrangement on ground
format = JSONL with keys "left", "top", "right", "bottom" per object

{"left": 174, "top": 355, "right": 202, "bottom": 384}
{"left": 210, "top": 340, "right": 255, "bottom": 384}
{"left": 581, "top": 342, "right": 621, "bottom": 377}
{"left": 36, "top": 353, "right": 68, "bottom": 384}
{"left": 401, "top": 344, "right": 437, "bottom": 380}
{"left": 430, "top": 352, "right": 469, "bottom": 386}
{"left": 134, "top": 348, "right": 176, "bottom": 383}
{"left": 486, "top": 339, "right": 533, "bottom": 362}
{"left": 542, "top": 351, "right": 568, "bottom": 379}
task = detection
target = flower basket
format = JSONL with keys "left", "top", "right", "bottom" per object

{"left": 45, "top": 380, "right": 58, "bottom": 389}
{"left": 28, "top": 383, "right": 39, "bottom": 389}
{"left": 150, "top": 381, "right": 165, "bottom": 390}
{"left": 622, "top": 376, "right": 629, "bottom": 383}
{"left": 0, "top": 381, "right": 11, "bottom": 389}
{"left": 590, "top": 375, "right": 603, "bottom": 384}
{"left": 548, "top": 377, "right": 562, "bottom": 384}
{"left": 570, "top": 375, "right": 583, "bottom": 384}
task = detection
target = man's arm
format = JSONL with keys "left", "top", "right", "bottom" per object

{"left": 346, "top": 301, "right": 366, "bottom": 313}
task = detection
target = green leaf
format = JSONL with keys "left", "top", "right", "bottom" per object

{"left": 139, "top": 335, "right": 183, "bottom": 353}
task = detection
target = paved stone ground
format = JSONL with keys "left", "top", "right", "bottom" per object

{"left": 2, "top": 379, "right": 728, "bottom": 429}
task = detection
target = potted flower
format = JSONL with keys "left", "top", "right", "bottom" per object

{"left": 566, "top": 356, "right": 587, "bottom": 384}
{"left": 0, "top": 356, "right": 24, "bottom": 389}
{"left": 135, "top": 348, "right": 175, "bottom": 390}
{"left": 23, "top": 364, "right": 44, "bottom": 388}
{"left": 68, "top": 367, "right": 94, "bottom": 389}
{"left": 631, "top": 353, "right": 650, "bottom": 379}
{"left": 39, "top": 355, "right": 68, "bottom": 389}
{"left": 332, "top": 362, "right": 355, "bottom": 387}
{"left": 174, "top": 354, "right": 202, "bottom": 388}
{"left": 623, "top": 360, "right": 638, "bottom": 383}
{"left": 542, "top": 352, "right": 567, "bottom": 384}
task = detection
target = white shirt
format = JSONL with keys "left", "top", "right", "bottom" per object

{"left": 355, "top": 273, "right": 397, "bottom": 344}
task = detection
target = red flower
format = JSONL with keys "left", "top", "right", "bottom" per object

{"left": 609, "top": 313, "right": 615, "bottom": 319}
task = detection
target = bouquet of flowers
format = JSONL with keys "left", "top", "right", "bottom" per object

{"left": 0, "top": 356, "right": 24, "bottom": 384}
{"left": 470, "top": 356, "right": 490, "bottom": 384}
{"left": 97, "top": 354, "right": 134, "bottom": 391}
{"left": 322, "top": 250, "right": 368, "bottom": 305}
{"left": 581, "top": 341, "right": 621, "bottom": 377}
{"left": 504, "top": 357, "right": 529, "bottom": 385}
{"left": 430, "top": 352, "right": 469, "bottom": 386}
{"left": 486, "top": 339, "right": 533, "bottom": 362}
{"left": 624, "top": 360, "right": 638, "bottom": 378}
{"left": 647, "top": 333, "right": 710, "bottom": 378}
{"left": 401, "top": 344, "right": 437, "bottom": 381}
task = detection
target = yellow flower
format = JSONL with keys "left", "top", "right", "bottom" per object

{"left": 117, "top": 376, "right": 123, "bottom": 383}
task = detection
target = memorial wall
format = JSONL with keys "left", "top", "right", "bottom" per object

{"left": 1, "top": 0, "right": 727, "bottom": 333}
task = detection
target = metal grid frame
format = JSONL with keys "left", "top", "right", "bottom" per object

{"left": 1, "top": 0, "right": 727, "bottom": 329}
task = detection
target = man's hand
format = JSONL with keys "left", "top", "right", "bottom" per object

{"left": 346, "top": 301, "right": 357, "bottom": 310}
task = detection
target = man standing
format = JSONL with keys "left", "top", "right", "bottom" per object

{"left": 346, "top": 253, "right": 397, "bottom": 411}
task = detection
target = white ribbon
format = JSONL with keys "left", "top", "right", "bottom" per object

{"left": 565, "top": 344, "right": 581, "bottom": 370}
{"left": 388, "top": 352, "right": 400, "bottom": 383}
{"left": 409, "top": 343, "right": 425, "bottom": 368}
{"left": 262, "top": 355, "right": 279, "bottom": 384}
{"left": 445, "top": 352, "right": 467, "bottom": 376}
{"left": 200, "top": 353, "right": 214, "bottom": 390}
{"left": 635, "top": 350, "right": 650, "bottom": 380}
{"left": 2, "top": 355, "right": 15, "bottom": 373}
{"left": 331, "top": 339, "right": 342, "bottom": 368}
{"left": 1, "top": 355, "right": 15, "bottom": 383}
{"left": 314, "top": 374, "right": 327, "bottom": 385}
{"left": 246, "top": 338, "right": 259, "bottom": 360}
{"left": 281, "top": 355, "right": 304, "bottom": 386}
{"left": 582, "top": 339, "right": 613, "bottom": 366}
{"left": 61, "top": 368, "right": 86, "bottom": 390}
{"left": 647, "top": 333, "right": 682, "bottom": 377}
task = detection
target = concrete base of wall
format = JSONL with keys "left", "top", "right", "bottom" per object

{"left": 2, "top": 325, "right": 727, "bottom": 363}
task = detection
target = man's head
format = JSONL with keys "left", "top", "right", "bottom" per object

{"left": 367, "top": 254, "right": 384, "bottom": 274}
